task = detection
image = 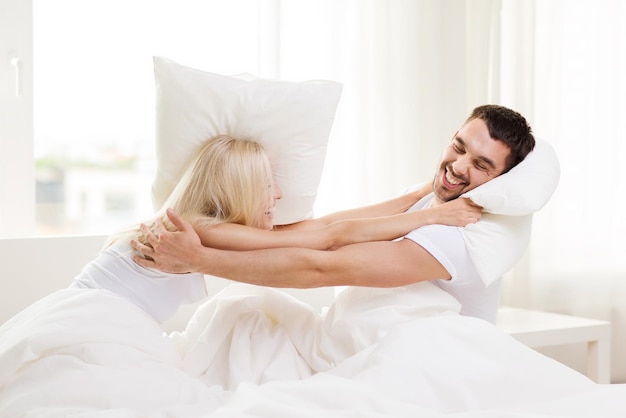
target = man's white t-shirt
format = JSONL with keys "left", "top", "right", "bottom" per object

{"left": 403, "top": 195, "right": 501, "bottom": 323}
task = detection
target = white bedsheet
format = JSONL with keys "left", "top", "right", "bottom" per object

{"left": 1, "top": 284, "right": 625, "bottom": 417}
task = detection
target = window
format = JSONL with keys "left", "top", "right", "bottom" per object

{"left": 1, "top": 0, "right": 275, "bottom": 237}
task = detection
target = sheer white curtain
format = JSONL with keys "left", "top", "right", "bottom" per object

{"left": 494, "top": 0, "right": 626, "bottom": 311}
{"left": 531, "top": 0, "right": 626, "bottom": 281}
{"left": 303, "top": 0, "right": 504, "bottom": 215}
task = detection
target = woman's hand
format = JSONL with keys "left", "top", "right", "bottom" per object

{"left": 428, "top": 198, "right": 483, "bottom": 227}
{"left": 131, "top": 209, "right": 203, "bottom": 273}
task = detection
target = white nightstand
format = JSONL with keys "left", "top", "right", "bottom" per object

{"left": 496, "top": 307, "right": 611, "bottom": 383}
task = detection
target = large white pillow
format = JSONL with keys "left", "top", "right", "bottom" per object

{"left": 152, "top": 56, "right": 343, "bottom": 225}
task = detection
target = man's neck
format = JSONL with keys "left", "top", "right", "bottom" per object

{"left": 429, "top": 195, "right": 446, "bottom": 208}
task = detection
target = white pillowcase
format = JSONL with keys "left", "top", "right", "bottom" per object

{"left": 152, "top": 56, "right": 343, "bottom": 225}
{"left": 461, "top": 138, "right": 560, "bottom": 215}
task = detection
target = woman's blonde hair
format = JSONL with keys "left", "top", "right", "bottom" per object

{"left": 109, "top": 135, "right": 273, "bottom": 245}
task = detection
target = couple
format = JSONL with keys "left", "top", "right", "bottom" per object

{"left": 125, "top": 103, "right": 534, "bottom": 325}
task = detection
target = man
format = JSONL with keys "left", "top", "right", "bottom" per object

{"left": 132, "top": 104, "right": 535, "bottom": 323}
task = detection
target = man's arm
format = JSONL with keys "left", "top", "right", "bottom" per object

{"left": 131, "top": 210, "right": 450, "bottom": 288}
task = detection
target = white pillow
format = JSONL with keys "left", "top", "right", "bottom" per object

{"left": 461, "top": 213, "right": 534, "bottom": 286}
{"left": 402, "top": 138, "right": 560, "bottom": 286}
{"left": 461, "top": 138, "right": 560, "bottom": 215}
{"left": 152, "top": 56, "right": 343, "bottom": 225}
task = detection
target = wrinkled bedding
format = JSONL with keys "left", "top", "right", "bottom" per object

{"left": 1, "top": 283, "right": 625, "bottom": 417}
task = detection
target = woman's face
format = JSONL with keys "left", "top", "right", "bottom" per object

{"left": 260, "top": 178, "right": 282, "bottom": 230}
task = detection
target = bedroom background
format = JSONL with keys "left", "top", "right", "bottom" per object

{"left": 1, "top": 0, "right": 625, "bottom": 381}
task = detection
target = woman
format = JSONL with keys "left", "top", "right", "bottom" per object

{"left": 73, "top": 134, "right": 481, "bottom": 323}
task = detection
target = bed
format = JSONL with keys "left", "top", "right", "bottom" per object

{"left": 1, "top": 234, "right": 626, "bottom": 417}
{"left": 2, "top": 58, "right": 626, "bottom": 416}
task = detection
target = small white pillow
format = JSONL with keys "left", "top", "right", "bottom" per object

{"left": 461, "top": 138, "right": 560, "bottom": 215}
{"left": 152, "top": 56, "right": 343, "bottom": 225}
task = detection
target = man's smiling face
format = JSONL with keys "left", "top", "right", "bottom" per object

{"left": 432, "top": 118, "right": 511, "bottom": 204}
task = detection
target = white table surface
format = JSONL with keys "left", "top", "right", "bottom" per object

{"left": 496, "top": 306, "right": 611, "bottom": 383}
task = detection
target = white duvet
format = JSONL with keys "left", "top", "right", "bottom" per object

{"left": 1, "top": 283, "right": 625, "bottom": 417}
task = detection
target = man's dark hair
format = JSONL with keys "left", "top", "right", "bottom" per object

{"left": 467, "top": 105, "right": 535, "bottom": 172}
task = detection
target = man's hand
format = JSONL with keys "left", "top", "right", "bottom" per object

{"left": 130, "top": 208, "right": 203, "bottom": 274}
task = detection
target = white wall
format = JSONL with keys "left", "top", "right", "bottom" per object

{"left": 0, "top": 235, "right": 106, "bottom": 325}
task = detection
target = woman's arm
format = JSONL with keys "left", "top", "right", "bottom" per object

{"left": 194, "top": 197, "right": 481, "bottom": 251}
{"left": 192, "top": 183, "right": 434, "bottom": 249}
{"left": 322, "top": 197, "right": 481, "bottom": 249}
{"left": 276, "top": 182, "right": 432, "bottom": 232}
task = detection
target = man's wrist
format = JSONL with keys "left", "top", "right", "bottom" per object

{"left": 190, "top": 245, "right": 217, "bottom": 275}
